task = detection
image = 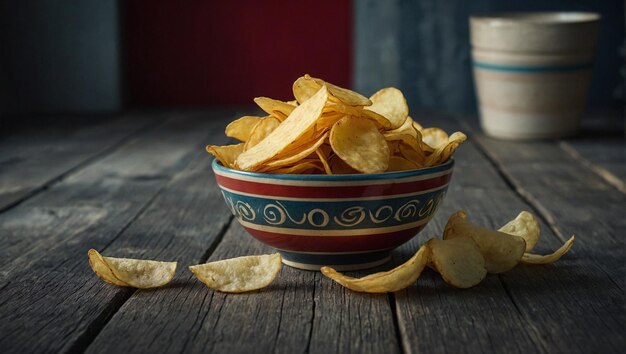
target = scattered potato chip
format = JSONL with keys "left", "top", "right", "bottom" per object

{"left": 226, "top": 116, "right": 263, "bottom": 142}
{"left": 444, "top": 211, "right": 526, "bottom": 273}
{"left": 330, "top": 116, "right": 389, "bottom": 173}
{"left": 521, "top": 236, "right": 576, "bottom": 264}
{"left": 254, "top": 97, "right": 295, "bottom": 120}
{"left": 427, "top": 237, "right": 487, "bottom": 288}
{"left": 206, "top": 143, "right": 244, "bottom": 168}
{"left": 497, "top": 211, "right": 575, "bottom": 264}
{"left": 189, "top": 253, "right": 282, "bottom": 293}
{"left": 244, "top": 116, "right": 282, "bottom": 150}
{"left": 236, "top": 85, "right": 328, "bottom": 170}
{"left": 498, "top": 211, "right": 540, "bottom": 252}
{"left": 366, "top": 87, "right": 409, "bottom": 129}
{"left": 320, "top": 245, "right": 430, "bottom": 293}
{"left": 88, "top": 249, "right": 176, "bottom": 289}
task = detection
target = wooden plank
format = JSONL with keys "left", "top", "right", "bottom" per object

{"left": 86, "top": 205, "right": 400, "bottom": 353}
{"left": 0, "top": 113, "right": 161, "bottom": 211}
{"left": 469, "top": 135, "right": 625, "bottom": 285}
{"left": 384, "top": 112, "right": 624, "bottom": 353}
{"left": 559, "top": 138, "right": 626, "bottom": 193}
{"left": 412, "top": 115, "right": 626, "bottom": 353}
{"left": 0, "top": 111, "right": 235, "bottom": 353}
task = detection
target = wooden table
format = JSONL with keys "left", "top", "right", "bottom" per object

{"left": 1, "top": 109, "right": 624, "bottom": 353}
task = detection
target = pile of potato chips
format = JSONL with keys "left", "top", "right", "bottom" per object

{"left": 207, "top": 75, "right": 466, "bottom": 174}
{"left": 322, "top": 210, "right": 575, "bottom": 292}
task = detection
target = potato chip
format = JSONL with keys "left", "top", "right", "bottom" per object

{"left": 412, "top": 118, "right": 423, "bottom": 131}
{"left": 387, "top": 116, "right": 419, "bottom": 139}
{"left": 330, "top": 116, "right": 389, "bottom": 173}
{"left": 387, "top": 156, "right": 418, "bottom": 172}
{"left": 427, "top": 237, "right": 487, "bottom": 288}
{"left": 226, "top": 116, "right": 263, "bottom": 142}
{"left": 324, "top": 103, "right": 392, "bottom": 129}
{"left": 236, "top": 85, "right": 328, "bottom": 170}
{"left": 293, "top": 74, "right": 371, "bottom": 106}
{"left": 88, "top": 249, "right": 176, "bottom": 289}
{"left": 424, "top": 132, "right": 467, "bottom": 167}
{"left": 521, "top": 236, "right": 575, "bottom": 264}
{"left": 498, "top": 211, "right": 540, "bottom": 252}
{"left": 366, "top": 87, "right": 409, "bottom": 129}
{"left": 316, "top": 147, "right": 333, "bottom": 174}
{"left": 254, "top": 97, "right": 295, "bottom": 121}
{"left": 268, "top": 161, "right": 324, "bottom": 174}
{"left": 398, "top": 143, "right": 427, "bottom": 167}
{"left": 320, "top": 245, "right": 430, "bottom": 293}
{"left": 189, "top": 253, "right": 282, "bottom": 293}
{"left": 244, "top": 116, "right": 282, "bottom": 150}
{"left": 421, "top": 127, "right": 449, "bottom": 149}
{"left": 328, "top": 155, "right": 359, "bottom": 174}
{"left": 206, "top": 143, "right": 244, "bottom": 168}
{"left": 265, "top": 132, "right": 329, "bottom": 168}
{"left": 444, "top": 211, "right": 526, "bottom": 273}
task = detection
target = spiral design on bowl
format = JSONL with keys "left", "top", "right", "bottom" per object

{"left": 307, "top": 208, "right": 329, "bottom": 227}
{"left": 263, "top": 203, "right": 286, "bottom": 225}
{"left": 394, "top": 200, "right": 421, "bottom": 221}
{"left": 369, "top": 205, "right": 393, "bottom": 224}
{"left": 235, "top": 201, "right": 256, "bottom": 221}
{"left": 334, "top": 206, "right": 366, "bottom": 227}
{"left": 263, "top": 201, "right": 306, "bottom": 225}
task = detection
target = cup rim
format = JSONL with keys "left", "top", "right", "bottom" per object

{"left": 211, "top": 158, "right": 454, "bottom": 181}
{"left": 471, "top": 12, "right": 601, "bottom": 25}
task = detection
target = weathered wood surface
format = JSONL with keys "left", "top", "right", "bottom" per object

{"left": 0, "top": 110, "right": 236, "bottom": 352}
{"left": 391, "top": 112, "right": 625, "bottom": 354}
{"left": 0, "top": 113, "right": 161, "bottom": 211}
{"left": 0, "top": 110, "right": 624, "bottom": 354}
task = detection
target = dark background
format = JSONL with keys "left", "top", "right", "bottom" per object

{"left": 1, "top": 0, "right": 624, "bottom": 118}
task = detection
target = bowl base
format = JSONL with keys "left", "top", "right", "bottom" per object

{"left": 279, "top": 250, "right": 391, "bottom": 271}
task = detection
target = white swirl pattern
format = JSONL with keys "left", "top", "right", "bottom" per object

{"left": 223, "top": 191, "right": 447, "bottom": 228}
{"left": 334, "top": 206, "right": 366, "bottom": 227}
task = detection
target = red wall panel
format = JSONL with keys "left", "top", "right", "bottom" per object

{"left": 124, "top": 1, "right": 352, "bottom": 105}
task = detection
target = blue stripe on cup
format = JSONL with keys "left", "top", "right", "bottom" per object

{"left": 473, "top": 61, "right": 593, "bottom": 73}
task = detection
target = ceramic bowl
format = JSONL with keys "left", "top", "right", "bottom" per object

{"left": 212, "top": 159, "right": 454, "bottom": 271}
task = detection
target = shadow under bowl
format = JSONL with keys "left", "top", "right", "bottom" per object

{"left": 212, "top": 159, "right": 454, "bottom": 271}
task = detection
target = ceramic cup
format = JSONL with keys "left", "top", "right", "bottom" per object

{"left": 470, "top": 12, "right": 600, "bottom": 139}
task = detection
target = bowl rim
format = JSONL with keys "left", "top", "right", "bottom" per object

{"left": 212, "top": 158, "right": 454, "bottom": 181}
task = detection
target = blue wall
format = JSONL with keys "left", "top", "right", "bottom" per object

{"left": 0, "top": 0, "right": 122, "bottom": 115}
{"left": 355, "top": 0, "right": 624, "bottom": 115}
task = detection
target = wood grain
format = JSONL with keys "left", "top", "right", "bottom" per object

{"left": 0, "top": 111, "right": 234, "bottom": 353}
{"left": 0, "top": 113, "right": 159, "bottom": 211}
{"left": 87, "top": 218, "right": 400, "bottom": 354}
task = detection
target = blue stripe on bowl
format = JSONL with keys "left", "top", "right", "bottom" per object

{"left": 280, "top": 249, "right": 391, "bottom": 266}
{"left": 473, "top": 61, "right": 593, "bottom": 73}
{"left": 221, "top": 188, "right": 447, "bottom": 230}
{"left": 212, "top": 158, "right": 454, "bottom": 181}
